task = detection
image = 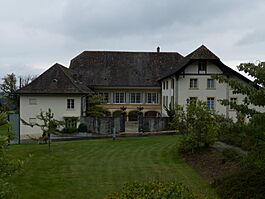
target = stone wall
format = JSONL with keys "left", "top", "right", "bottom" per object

{"left": 80, "top": 117, "right": 120, "bottom": 135}
{"left": 80, "top": 116, "right": 170, "bottom": 134}
{"left": 142, "top": 117, "right": 170, "bottom": 132}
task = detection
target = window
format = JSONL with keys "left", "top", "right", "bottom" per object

{"left": 171, "top": 96, "right": 174, "bottom": 107}
{"left": 146, "top": 93, "right": 158, "bottom": 104}
{"left": 207, "top": 97, "right": 215, "bottom": 110}
{"left": 171, "top": 79, "right": 174, "bottom": 89}
{"left": 130, "top": 93, "right": 141, "bottom": 104}
{"left": 198, "top": 61, "right": 207, "bottom": 73}
{"left": 207, "top": 79, "right": 215, "bottom": 89}
{"left": 163, "top": 82, "right": 165, "bottom": 90}
{"left": 29, "top": 118, "right": 36, "bottom": 125}
{"left": 65, "top": 117, "right": 78, "bottom": 128}
{"left": 189, "top": 97, "right": 198, "bottom": 105}
{"left": 190, "top": 79, "right": 198, "bottom": 89}
{"left": 98, "top": 92, "right": 109, "bottom": 103}
{"left": 166, "top": 81, "right": 168, "bottom": 89}
{"left": 67, "top": 99, "right": 75, "bottom": 109}
{"left": 230, "top": 97, "right": 237, "bottom": 109}
{"left": 29, "top": 98, "right": 37, "bottom": 105}
{"left": 113, "top": 92, "right": 125, "bottom": 104}
{"left": 165, "top": 96, "right": 168, "bottom": 108}
{"left": 163, "top": 96, "right": 165, "bottom": 106}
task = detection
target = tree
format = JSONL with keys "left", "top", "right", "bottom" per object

{"left": 21, "top": 108, "right": 64, "bottom": 152}
{"left": 213, "top": 62, "right": 265, "bottom": 198}
{"left": 86, "top": 95, "right": 109, "bottom": 117}
{"left": 0, "top": 110, "right": 21, "bottom": 198}
{"left": 18, "top": 74, "right": 37, "bottom": 88}
{"left": 0, "top": 73, "right": 17, "bottom": 110}
{"left": 172, "top": 101, "right": 218, "bottom": 153}
{"left": 214, "top": 62, "right": 265, "bottom": 144}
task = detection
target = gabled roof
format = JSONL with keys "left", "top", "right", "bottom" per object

{"left": 69, "top": 51, "right": 184, "bottom": 87}
{"left": 159, "top": 45, "right": 251, "bottom": 83}
{"left": 186, "top": 45, "right": 220, "bottom": 60}
{"left": 17, "top": 63, "right": 92, "bottom": 94}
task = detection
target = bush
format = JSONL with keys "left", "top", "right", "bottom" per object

{"left": 78, "top": 123, "right": 87, "bottom": 132}
{"left": 218, "top": 119, "right": 253, "bottom": 151}
{"left": 0, "top": 179, "right": 18, "bottom": 199}
{"left": 214, "top": 166, "right": 265, "bottom": 199}
{"left": 61, "top": 127, "right": 78, "bottom": 134}
{"left": 106, "top": 181, "right": 199, "bottom": 199}
{"left": 222, "top": 148, "right": 241, "bottom": 162}
{"left": 174, "top": 101, "right": 218, "bottom": 153}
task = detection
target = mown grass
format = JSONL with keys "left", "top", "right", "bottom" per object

{"left": 7, "top": 136, "right": 218, "bottom": 199}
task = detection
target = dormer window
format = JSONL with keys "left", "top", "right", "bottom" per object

{"left": 198, "top": 61, "right": 207, "bottom": 74}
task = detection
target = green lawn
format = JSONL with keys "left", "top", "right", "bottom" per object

{"left": 7, "top": 136, "right": 217, "bottom": 199}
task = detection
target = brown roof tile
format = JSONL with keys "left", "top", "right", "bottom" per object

{"left": 17, "top": 63, "right": 92, "bottom": 94}
{"left": 69, "top": 51, "right": 184, "bottom": 87}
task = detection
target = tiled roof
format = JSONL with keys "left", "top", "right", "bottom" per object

{"left": 186, "top": 45, "right": 220, "bottom": 60}
{"left": 159, "top": 45, "right": 226, "bottom": 80}
{"left": 69, "top": 51, "right": 184, "bottom": 87}
{"left": 17, "top": 63, "right": 92, "bottom": 94}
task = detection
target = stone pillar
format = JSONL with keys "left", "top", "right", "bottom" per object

{"left": 138, "top": 111, "right": 143, "bottom": 132}
{"left": 120, "top": 106, "right": 127, "bottom": 132}
{"left": 137, "top": 106, "right": 144, "bottom": 133}
{"left": 120, "top": 112, "right": 126, "bottom": 132}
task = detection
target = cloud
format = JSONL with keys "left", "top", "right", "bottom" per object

{"left": 0, "top": 0, "right": 265, "bottom": 81}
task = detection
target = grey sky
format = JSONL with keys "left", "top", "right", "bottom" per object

{"left": 1, "top": 0, "right": 265, "bottom": 80}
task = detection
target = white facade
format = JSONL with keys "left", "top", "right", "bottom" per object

{"left": 161, "top": 61, "right": 258, "bottom": 120}
{"left": 20, "top": 95, "right": 83, "bottom": 139}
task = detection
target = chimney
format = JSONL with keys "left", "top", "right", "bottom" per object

{"left": 157, "top": 46, "right": 160, "bottom": 53}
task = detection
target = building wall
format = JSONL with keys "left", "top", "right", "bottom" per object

{"left": 95, "top": 88, "right": 162, "bottom": 118}
{"left": 161, "top": 61, "right": 263, "bottom": 120}
{"left": 20, "top": 95, "right": 82, "bottom": 139}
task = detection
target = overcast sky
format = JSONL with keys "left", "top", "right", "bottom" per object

{"left": 1, "top": 0, "right": 265, "bottom": 80}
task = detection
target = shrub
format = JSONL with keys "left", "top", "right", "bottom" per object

{"left": 173, "top": 101, "right": 218, "bottom": 153}
{"left": 78, "top": 123, "right": 87, "bottom": 132}
{"left": 61, "top": 127, "right": 78, "bottom": 134}
{"left": 222, "top": 148, "right": 241, "bottom": 162}
{"left": 106, "top": 181, "right": 199, "bottom": 199}
{"left": 214, "top": 166, "right": 265, "bottom": 199}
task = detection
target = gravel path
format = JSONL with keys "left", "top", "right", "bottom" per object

{"left": 212, "top": 141, "right": 248, "bottom": 156}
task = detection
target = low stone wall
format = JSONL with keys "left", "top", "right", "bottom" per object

{"left": 80, "top": 117, "right": 120, "bottom": 135}
{"left": 80, "top": 116, "right": 169, "bottom": 134}
{"left": 142, "top": 117, "right": 170, "bottom": 132}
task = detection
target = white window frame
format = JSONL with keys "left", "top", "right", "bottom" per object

{"left": 65, "top": 117, "right": 78, "bottom": 128}
{"left": 207, "top": 97, "right": 215, "bottom": 110}
{"left": 189, "top": 97, "right": 198, "bottom": 105}
{"left": 113, "top": 92, "right": 126, "bottom": 104}
{"left": 146, "top": 93, "right": 158, "bottom": 104}
{"left": 230, "top": 97, "right": 237, "bottom": 110}
{"left": 67, "top": 99, "right": 75, "bottom": 110}
{"left": 129, "top": 93, "right": 141, "bottom": 104}
{"left": 190, "top": 79, "right": 198, "bottom": 89}
{"left": 198, "top": 61, "right": 207, "bottom": 74}
{"left": 207, "top": 79, "right": 215, "bottom": 89}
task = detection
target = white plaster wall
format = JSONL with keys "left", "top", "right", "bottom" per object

{"left": 177, "top": 75, "right": 228, "bottom": 116}
{"left": 20, "top": 95, "right": 82, "bottom": 139}
{"left": 184, "top": 61, "right": 223, "bottom": 74}
{"left": 161, "top": 78, "right": 174, "bottom": 115}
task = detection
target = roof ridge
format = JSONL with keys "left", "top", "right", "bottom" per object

{"left": 16, "top": 63, "right": 60, "bottom": 92}
{"left": 186, "top": 45, "right": 219, "bottom": 60}
{"left": 57, "top": 65, "right": 86, "bottom": 94}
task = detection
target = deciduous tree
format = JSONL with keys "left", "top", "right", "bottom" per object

{"left": 21, "top": 108, "right": 64, "bottom": 152}
{"left": 0, "top": 73, "right": 17, "bottom": 110}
